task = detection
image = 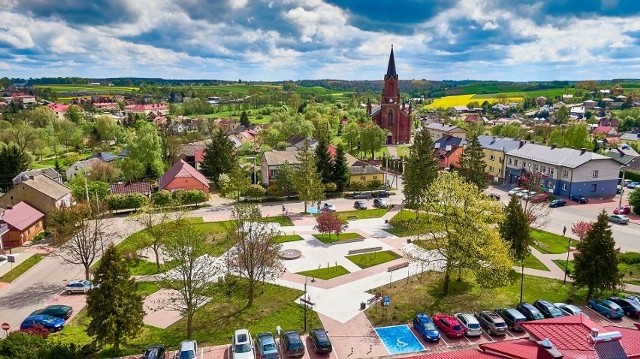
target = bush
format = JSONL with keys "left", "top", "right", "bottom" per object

{"left": 265, "top": 185, "right": 281, "bottom": 197}
{"left": 104, "top": 193, "right": 150, "bottom": 210}
{"left": 172, "top": 189, "right": 208, "bottom": 204}
{"left": 618, "top": 252, "right": 640, "bottom": 265}
{"left": 629, "top": 188, "right": 640, "bottom": 215}
{"left": 151, "top": 190, "right": 173, "bottom": 206}
{"left": 324, "top": 182, "right": 337, "bottom": 192}
{"left": 245, "top": 184, "right": 266, "bottom": 198}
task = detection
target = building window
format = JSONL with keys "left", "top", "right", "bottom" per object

{"left": 592, "top": 170, "right": 598, "bottom": 178}
{"left": 514, "top": 160, "right": 518, "bottom": 166}
{"left": 550, "top": 168, "right": 554, "bottom": 177}
{"left": 490, "top": 155, "right": 495, "bottom": 161}
{"left": 373, "top": 176, "right": 378, "bottom": 180}
{"left": 387, "top": 110, "right": 393, "bottom": 126}
{"left": 591, "top": 184, "right": 597, "bottom": 192}
{"left": 528, "top": 163, "right": 532, "bottom": 168}
{"left": 499, "top": 157, "right": 504, "bottom": 163}
{"left": 563, "top": 170, "right": 569, "bottom": 178}
{"left": 562, "top": 183, "right": 567, "bottom": 191}
{"left": 498, "top": 168, "right": 502, "bottom": 174}
{"left": 533, "top": 164, "right": 538, "bottom": 171}
{"left": 489, "top": 166, "right": 494, "bottom": 171}
{"left": 541, "top": 166, "right": 546, "bottom": 172}
{"left": 360, "top": 176, "right": 366, "bottom": 181}
{"left": 522, "top": 161, "right": 526, "bottom": 167}
{"left": 509, "top": 158, "right": 512, "bottom": 165}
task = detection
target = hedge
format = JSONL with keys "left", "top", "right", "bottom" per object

{"left": 104, "top": 193, "right": 150, "bottom": 210}
{"left": 172, "top": 189, "right": 208, "bottom": 204}
{"left": 151, "top": 190, "right": 173, "bottom": 206}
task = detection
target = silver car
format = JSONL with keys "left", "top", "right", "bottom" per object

{"left": 454, "top": 313, "right": 482, "bottom": 337}
{"left": 508, "top": 187, "right": 522, "bottom": 196}
{"left": 65, "top": 280, "right": 94, "bottom": 294}
{"left": 554, "top": 303, "right": 588, "bottom": 318}
{"left": 608, "top": 214, "right": 629, "bottom": 224}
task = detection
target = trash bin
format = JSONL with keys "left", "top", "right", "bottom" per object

{"left": 360, "top": 302, "right": 366, "bottom": 310}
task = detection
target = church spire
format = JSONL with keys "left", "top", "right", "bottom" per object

{"left": 385, "top": 45, "right": 397, "bottom": 78}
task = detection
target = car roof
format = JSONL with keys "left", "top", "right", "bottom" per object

{"left": 455, "top": 313, "right": 477, "bottom": 321}
{"left": 504, "top": 308, "right": 526, "bottom": 317}
{"left": 180, "top": 340, "right": 196, "bottom": 350}
{"left": 311, "top": 328, "right": 329, "bottom": 341}
{"left": 45, "top": 304, "right": 70, "bottom": 310}
{"left": 284, "top": 331, "right": 301, "bottom": 342}
{"left": 235, "top": 329, "right": 251, "bottom": 343}
{"left": 416, "top": 313, "right": 433, "bottom": 321}
{"left": 535, "top": 300, "right": 553, "bottom": 306}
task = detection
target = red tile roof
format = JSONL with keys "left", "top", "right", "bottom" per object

{"left": 327, "top": 144, "right": 337, "bottom": 158}
{"left": 124, "top": 103, "right": 168, "bottom": 111}
{"left": 194, "top": 148, "right": 205, "bottom": 163}
{"left": 47, "top": 103, "right": 70, "bottom": 112}
{"left": 479, "top": 338, "right": 539, "bottom": 359}
{"left": 110, "top": 182, "right": 152, "bottom": 196}
{"left": 0, "top": 202, "right": 44, "bottom": 231}
{"left": 593, "top": 126, "right": 614, "bottom": 134}
{"left": 159, "top": 159, "right": 209, "bottom": 190}
{"left": 405, "top": 349, "right": 499, "bottom": 359}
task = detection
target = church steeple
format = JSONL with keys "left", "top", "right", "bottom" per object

{"left": 385, "top": 45, "right": 397, "bottom": 79}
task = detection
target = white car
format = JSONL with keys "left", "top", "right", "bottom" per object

{"left": 522, "top": 191, "right": 537, "bottom": 200}
{"left": 515, "top": 190, "right": 529, "bottom": 198}
{"left": 176, "top": 340, "right": 197, "bottom": 359}
{"left": 232, "top": 329, "right": 255, "bottom": 359}
{"left": 65, "top": 280, "right": 94, "bottom": 294}
{"left": 554, "top": 303, "right": 588, "bottom": 318}
{"left": 454, "top": 313, "right": 482, "bottom": 337}
{"left": 508, "top": 187, "right": 522, "bottom": 196}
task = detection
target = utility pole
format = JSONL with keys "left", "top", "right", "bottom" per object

{"left": 303, "top": 276, "right": 308, "bottom": 333}
{"left": 84, "top": 173, "right": 90, "bottom": 204}
{"left": 519, "top": 259, "right": 524, "bottom": 304}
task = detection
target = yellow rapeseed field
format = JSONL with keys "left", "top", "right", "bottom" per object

{"left": 425, "top": 94, "right": 523, "bottom": 109}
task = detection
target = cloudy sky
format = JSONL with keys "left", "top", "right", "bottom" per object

{"left": 1, "top": 0, "right": 640, "bottom": 81}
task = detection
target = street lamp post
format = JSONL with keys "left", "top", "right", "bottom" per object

{"left": 563, "top": 234, "right": 571, "bottom": 284}
{"left": 83, "top": 172, "right": 90, "bottom": 204}
{"left": 519, "top": 259, "right": 524, "bottom": 304}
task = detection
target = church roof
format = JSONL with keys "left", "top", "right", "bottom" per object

{"left": 385, "top": 46, "right": 397, "bottom": 78}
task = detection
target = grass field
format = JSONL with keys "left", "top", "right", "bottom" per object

{"left": 523, "top": 253, "right": 549, "bottom": 271}
{"left": 338, "top": 209, "right": 388, "bottom": 221}
{"left": 425, "top": 94, "right": 523, "bottom": 109}
{"left": 272, "top": 235, "right": 304, "bottom": 243}
{"left": 531, "top": 229, "right": 578, "bottom": 254}
{"left": 554, "top": 252, "right": 640, "bottom": 286}
{"left": 297, "top": 265, "right": 350, "bottom": 280}
{"left": 346, "top": 250, "right": 401, "bottom": 269}
{"left": 0, "top": 254, "right": 44, "bottom": 283}
{"left": 313, "top": 232, "right": 363, "bottom": 244}
{"left": 35, "top": 84, "right": 138, "bottom": 93}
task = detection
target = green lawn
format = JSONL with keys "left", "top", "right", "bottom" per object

{"left": 346, "top": 250, "right": 402, "bottom": 269}
{"left": 552, "top": 259, "right": 574, "bottom": 276}
{"left": 53, "top": 279, "right": 320, "bottom": 358}
{"left": 127, "top": 259, "right": 179, "bottom": 276}
{"left": 555, "top": 254, "right": 640, "bottom": 286}
{"left": 523, "top": 253, "right": 549, "bottom": 271}
{"left": 366, "top": 271, "right": 591, "bottom": 327}
{"left": 264, "top": 215, "right": 294, "bottom": 226}
{"left": 272, "top": 235, "right": 304, "bottom": 243}
{"left": 0, "top": 254, "right": 44, "bottom": 283}
{"left": 313, "top": 232, "right": 363, "bottom": 244}
{"left": 531, "top": 229, "right": 578, "bottom": 254}
{"left": 386, "top": 210, "right": 443, "bottom": 237}
{"left": 338, "top": 209, "right": 388, "bottom": 221}
{"left": 296, "top": 266, "right": 350, "bottom": 280}
{"left": 137, "top": 282, "right": 162, "bottom": 297}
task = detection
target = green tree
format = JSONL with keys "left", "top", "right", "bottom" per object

{"left": 240, "top": 110, "right": 251, "bottom": 127}
{"left": 220, "top": 165, "right": 251, "bottom": 201}
{"left": 201, "top": 128, "right": 237, "bottom": 187}
{"left": 403, "top": 129, "right": 439, "bottom": 210}
{"left": 458, "top": 134, "right": 487, "bottom": 190}
{"left": 629, "top": 189, "right": 640, "bottom": 215}
{"left": 294, "top": 140, "right": 324, "bottom": 212}
{"left": 548, "top": 123, "right": 592, "bottom": 150}
{"left": 360, "top": 124, "right": 386, "bottom": 159}
{"left": 65, "top": 105, "right": 84, "bottom": 124}
{"left": 554, "top": 106, "right": 569, "bottom": 124}
{"left": 0, "top": 143, "right": 31, "bottom": 192}
{"left": 274, "top": 161, "right": 296, "bottom": 196}
{"left": 87, "top": 244, "right": 144, "bottom": 353}
{"left": 332, "top": 145, "right": 350, "bottom": 192}
{"left": 342, "top": 122, "right": 360, "bottom": 153}
{"left": 315, "top": 137, "right": 333, "bottom": 184}
{"left": 26, "top": 106, "right": 57, "bottom": 128}
{"left": 123, "top": 120, "right": 164, "bottom": 180}
{"left": 94, "top": 115, "right": 117, "bottom": 142}
{"left": 499, "top": 195, "right": 531, "bottom": 302}
{"left": 573, "top": 210, "right": 621, "bottom": 299}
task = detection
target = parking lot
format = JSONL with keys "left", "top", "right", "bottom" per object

{"left": 407, "top": 320, "right": 528, "bottom": 351}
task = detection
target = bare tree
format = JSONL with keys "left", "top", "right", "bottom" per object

{"left": 161, "top": 224, "right": 221, "bottom": 339}
{"left": 522, "top": 199, "right": 551, "bottom": 229}
{"left": 56, "top": 216, "right": 111, "bottom": 280}
{"left": 227, "top": 204, "right": 284, "bottom": 306}
{"left": 129, "top": 205, "right": 183, "bottom": 270}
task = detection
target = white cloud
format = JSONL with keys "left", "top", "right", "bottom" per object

{"left": 229, "top": 0, "right": 248, "bottom": 10}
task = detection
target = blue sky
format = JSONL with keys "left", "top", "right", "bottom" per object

{"left": 1, "top": 0, "right": 640, "bottom": 81}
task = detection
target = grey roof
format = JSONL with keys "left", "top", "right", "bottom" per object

{"left": 507, "top": 143, "right": 612, "bottom": 168}
{"left": 12, "top": 168, "right": 62, "bottom": 185}
{"left": 620, "top": 132, "right": 640, "bottom": 141}
{"left": 606, "top": 145, "right": 640, "bottom": 165}
{"left": 477, "top": 135, "right": 522, "bottom": 152}
{"left": 351, "top": 165, "right": 385, "bottom": 176}
{"left": 425, "top": 123, "right": 460, "bottom": 132}
{"left": 88, "top": 152, "right": 119, "bottom": 162}
{"left": 19, "top": 174, "right": 71, "bottom": 200}
{"left": 370, "top": 105, "right": 381, "bottom": 116}
{"left": 262, "top": 150, "right": 300, "bottom": 167}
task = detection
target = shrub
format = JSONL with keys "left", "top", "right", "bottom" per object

{"left": 618, "top": 252, "right": 640, "bottom": 265}
{"left": 172, "top": 189, "right": 208, "bottom": 204}
{"left": 246, "top": 184, "right": 266, "bottom": 198}
{"left": 151, "top": 190, "right": 173, "bottom": 206}
{"left": 104, "top": 193, "right": 150, "bottom": 210}
{"left": 265, "top": 185, "right": 281, "bottom": 197}
{"left": 324, "top": 182, "right": 337, "bottom": 193}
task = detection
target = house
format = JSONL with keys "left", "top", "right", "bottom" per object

{"left": 599, "top": 117, "right": 620, "bottom": 128}
{"left": 433, "top": 135, "right": 466, "bottom": 169}
{"left": 65, "top": 158, "right": 102, "bottom": 180}
{"left": 449, "top": 105, "right": 469, "bottom": 115}
{"left": 464, "top": 113, "right": 484, "bottom": 124}
{"left": 583, "top": 99, "right": 597, "bottom": 108}
{"left": 0, "top": 175, "right": 73, "bottom": 214}
{"left": 569, "top": 106, "right": 585, "bottom": 118}
{"left": 0, "top": 202, "right": 45, "bottom": 248}
{"left": 620, "top": 132, "right": 640, "bottom": 146}
{"left": 46, "top": 103, "right": 70, "bottom": 119}
{"left": 261, "top": 150, "right": 300, "bottom": 186}
{"left": 178, "top": 140, "right": 211, "bottom": 170}
{"left": 349, "top": 160, "right": 386, "bottom": 188}
{"left": 124, "top": 103, "right": 169, "bottom": 116}
{"left": 477, "top": 136, "right": 522, "bottom": 184}
{"left": 159, "top": 160, "right": 209, "bottom": 195}
{"left": 535, "top": 96, "right": 547, "bottom": 105}
{"left": 93, "top": 102, "right": 119, "bottom": 111}
{"left": 87, "top": 152, "right": 121, "bottom": 162}
{"left": 505, "top": 143, "right": 620, "bottom": 198}
{"left": 110, "top": 182, "right": 152, "bottom": 197}
{"left": 592, "top": 125, "right": 618, "bottom": 137}
{"left": 424, "top": 123, "right": 467, "bottom": 142}
{"left": 286, "top": 135, "right": 318, "bottom": 150}
{"left": 12, "top": 168, "right": 62, "bottom": 185}
{"left": 214, "top": 118, "right": 237, "bottom": 133}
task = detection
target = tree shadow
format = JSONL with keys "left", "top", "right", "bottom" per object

{"left": 0, "top": 282, "right": 62, "bottom": 309}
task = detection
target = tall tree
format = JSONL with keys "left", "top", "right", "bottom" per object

{"left": 406, "top": 172, "right": 512, "bottom": 295}
{"left": 458, "top": 134, "right": 487, "bottom": 190}
{"left": 226, "top": 204, "right": 284, "bottom": 306}
{"left": 342, "top": 122, "right": 360, "bottom": 153}
{"left": 332, "top": 145, "right": 350, "bottom": 192}
{"left": 274, "top": 161, "right": 296, "bottom": 196}
{"left": 293, "top": 141, "right": 324, "bottom": 212}
{"left": 499, "top": 195, "right": 531, "bottom": 302}
{"left": 315, "top": 210, "right": 346, "bottom": 240}
{"left": 161, "top": 223, "right": 221, "bottom": 338}
{"left": 220, "top": 165, "right": 251, "bottom": 201}
{"left": 240, "top": 110, "right": 251, "bottom": 128}
{"left": 573, "top": 210, "right": 621, "bottom": 299}
{"left": 45, "top": 203, "right": 92, "bottom": 245}
{"left": 55, "top": 215, "right": 110, "bottom": 280}
{"left": 360, "top": 124, "right": 386, "bottom": 159}
{"left": 201, "top": 128, "right": 237, "bottom": 187}
{"left": 86, "top": 244, "right": 144, "bottom": 354}
{"left": 65, "top": 105, "right": 84, "bottom": 124}
{"left": 315, "top": 137, "right": 333, "bottom": 184}
{"left": 0, "top": 143, "right": 31, "bottom": 192}
{"left": 403, "top": 129, "right": 439, "bottom": 210}
{"left": 122, "top": 120, "right": 164, "bottom": 180}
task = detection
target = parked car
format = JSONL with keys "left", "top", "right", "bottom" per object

{"left": 176, "top": 340, "right": 197, "bottom": 359}
{"left": 608, "top": 214, "right": 630, "bottom": 224}
{"left": 522, "top": 191, "right": 537, "bottom": 200}
{"left": 474, "top": 311, "right": 507, "bottom": 336}
{"left": 533, "top": 300, "right": 564, "bottom": 318}
{"left": 614, "top": 206, "right": 631, "bottom": 215}
{"left": 495, "top": 308, "right": 527, "bottom": 332}
{"left": 588, "top": 299, "right": 624, "bottom": 319}
{"left": 412, "top": 313, "right": 441, "bottom": 342}
{"left": 30, "top": 305, "right": 73, "bottom": 320}
{"left": 454, "top": 313, "right": 482, "bottom": 337}
{"left": 279, "top": 330, "right": 305, "bottom": 358}
{"left": 374, "top": 191, "right": 390, "bottom": 198}
{"left": 322, "top": 203, "right": 336, "bottom": 212}
{"left": 20, "top": 315, "right": 64, "bottom": 333}
{"left": 531, "top": 193, "right": 550, "bottom": 203}
{"left": 255, "top": 333, "right": 279, "bottom": 359}
{"left": 373, "top": 198, "right": 388, "bottom": 209}
{"left": 432, "top": 314, "right": 466, "bottom": 338}
{"left": 143, "top": 345, "right": 166, "bottom": 359}
{"left": 65, "top": 280, "right": 94, "bottom": 294}
{"left": 554, "top": 303, "right": 587, "bottom": 317}
{"left": 353, "top": 192, "right": 372, "bottom": 199}
{"left": 309, "top": 328, "right": 333, "bottom": 354}
{"left": 569, "top": 195, "right": 588, "bottom": 204}
{"left": 626, "top": 295, "right": 640, "bottom": 306}
{"left": 508, "top": 187, "right": 522, "bottom": 196}
{"left": 487, "top": 193, "right": 501, "bottom": 201}
{"left": 627, "top": 181, "right": 640, "bottom": 189}
{"left": 353, "top": 201, "right": 367, "bottom": 210}
{"left": 607, "top": 297, "right": 640, "bottom": 318}
{"left": 516, "top": 190, "right": 530, "bottom": 198}
{"left": 232, "top": 329, "right": 254, "bottom": 359}
{"left": 516, "top": 303, "right": 544, "bottom": 321}
{"left": 548, "top": 199, "right": 567, "bottom": 208}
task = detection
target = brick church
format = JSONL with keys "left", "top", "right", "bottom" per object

{"left": 367, "top": 46, "right": 412, "bottom": 144}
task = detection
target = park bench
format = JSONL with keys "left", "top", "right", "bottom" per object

{"left": 347, "top": 246, "right": 383, "bottom": 255}
{"left": 387, "top": 261, "right": 410, "bottom": 272}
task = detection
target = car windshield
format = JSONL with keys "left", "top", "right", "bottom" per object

{"left": 288, "top": 342, "right": 303, "bottom": 350}
{"left": 424, "top": 323, "right": 436, "bottom": 331}
{"left": 262, "top": 343, "right": 276, "bottom": 351}
{"left": 495, "top": 322, "right": 506, "bottom": 327}
{"left": 179, "top": 352, "right": 195, "bottom": 359}
{"left": 452, "top": 325, "right": 462, "bottom": 331}
{"left": 549, "top": 307, "right": 563, "bottom": 316}
{"left": 235, "top": 343, "right": 252, "bottom": 353}
{"left": 468, "top": 323, "right": 480, "bottom": 329}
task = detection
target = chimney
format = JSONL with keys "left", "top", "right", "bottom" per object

{"left": 551, "top": 144, "right": 556, "bottom": 149}
{"left": 580, "top": 148, "right": 586, "bottom": 155}
{"left": 6, "top": 206, "right": 13, "bottom": 210}
{"left": 519, "top": 140, "right": 525, "bottom": 148}
{"left": 536, "top": 339, "right": 563, "bottom": 359}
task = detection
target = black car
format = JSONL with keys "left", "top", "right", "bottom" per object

{"left": 569, "top": 195, "right": 588, "bottom": 204}
{"left": 608, "top": 297, "right": 640, "bottom": 318}
{"left": 533, "top": 300, "right": 564, "bottom": 318}
{"left": 354, "top": 201, "right": 367, "bottom": 210}
{"left": 373, "top": 198, "right": 388, "bottom": 209}
{"left": 495, "top": 308, "right": 527, "bottom": 331}
{"left": 353, "top": 192, "right": 372, "bottom": 199}
{"left": 374, "top": 191, "right": 390, "bottom": 198}
{"left": 142, "top": 345, "right": 166, "bottom": 359}
{"left": 516, "top": 303, "right": 545, "bottom": 320}
{"left": 280, "top": 330, "right": 305, "bottom": 358}
{"left": 30, "top": 305, "right": 73, "bottom": 320}
{"left": 309, "top": 328, "right": 333, "bottom": 354}
{"left": 548, "top": 199, "right": 567, "bottom": 208}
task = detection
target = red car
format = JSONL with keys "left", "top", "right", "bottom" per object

{"left": 531, "top": 193, "right": 550, "bottom": 203}
{"left": 614, "top": 206, "right": 631, "bottom": 215}
{"left": 432, "top": 314, "right": 466, "bottom": 339}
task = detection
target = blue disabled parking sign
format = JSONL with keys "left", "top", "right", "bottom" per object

{"left": 382, "top": 295, "right": 390, "bottom": 307}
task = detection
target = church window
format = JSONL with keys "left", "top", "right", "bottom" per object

{"left": 387, "top": 110, "right": 393, "bottom": 126}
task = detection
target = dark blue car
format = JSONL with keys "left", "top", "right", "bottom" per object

{"left": 20, "top": 314, "right": 65, "bottom": 332}
{"left": 413, "top": 313, "right": 441, "bottom": 342}
{"left": 588, "top": 299, "right": 624, "bottom": 319}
